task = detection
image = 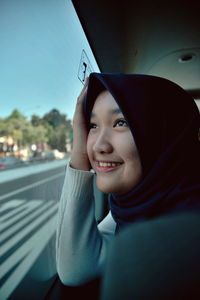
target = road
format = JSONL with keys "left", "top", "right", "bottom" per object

{"left": 0, "top": 159, "right": 68, "bottom": 299}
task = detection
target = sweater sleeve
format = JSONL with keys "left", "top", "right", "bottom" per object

{"left": 56, "top": 162, "right": 116, "bottom": 286}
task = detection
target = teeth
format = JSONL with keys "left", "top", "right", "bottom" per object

{"left": 99, "top": 162, "right": 121, "bottom": 167}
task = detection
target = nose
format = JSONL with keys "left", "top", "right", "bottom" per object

{"left": 92, "top": 129, "right": 113, "bottom": 154}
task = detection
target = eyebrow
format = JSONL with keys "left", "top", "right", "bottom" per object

{"left": 90, "top": 108, "right": 122, "bottom": 118}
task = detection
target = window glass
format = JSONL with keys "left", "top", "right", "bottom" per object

{"left": 194, "top": 100, "right": 200, "bottom": 111}
{"left": 0, "top": 0, "right": 99, "bottom": 299}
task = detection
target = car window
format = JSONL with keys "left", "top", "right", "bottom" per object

{"left": 0, "top": 1, "right": 99, "bottom": 299}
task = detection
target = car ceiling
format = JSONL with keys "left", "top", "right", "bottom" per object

{"left": 72, "top": 0, "right": 200, "bottom": 101}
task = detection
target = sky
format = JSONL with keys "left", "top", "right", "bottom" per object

{"left": 0, "top": 0, "right": 99, "bottom": 120}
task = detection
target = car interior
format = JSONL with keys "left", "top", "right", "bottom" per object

{"left": 72, "top": 0, "right": 200, "bottom": 105}
{"left": 47, "top": 0, "right": 200, "bottom": 298}
{"left": 1, "top": 0, "right": 199, "bottom": 299}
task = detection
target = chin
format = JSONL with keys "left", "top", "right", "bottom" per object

{"left": 96, "top": 179, "right": 138, "bottom": 195}
{"left": 96, "top": 181, "right": 122, "bottom": 195}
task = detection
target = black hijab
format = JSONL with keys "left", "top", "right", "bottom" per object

{"left": 84, "top": 73, "right": 200, "bottom": 229}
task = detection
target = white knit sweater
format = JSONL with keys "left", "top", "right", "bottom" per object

{"left": 56, "top": 162, "right": 116, "bottom": 286}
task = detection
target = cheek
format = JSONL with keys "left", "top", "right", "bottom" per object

{"left": 118, "top": 134, "right": 138, "bottom": 160}
{"left": 128, "top": 149, "right": 142, "bottom": 182}
{"left": 127, "top": 144, "right": 140, "bottom": 161}
{"left": 126, "top": 146, "right": 142, "bottom": 170}
{"left": 86, "top": 134, "right": 93, "bottom": 160}
{"left": 120, "top": 136, "right": 142, "bottom": 173}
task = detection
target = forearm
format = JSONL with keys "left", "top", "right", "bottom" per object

{"left": 56, "top": 163, "right": 111, "bottom": 286}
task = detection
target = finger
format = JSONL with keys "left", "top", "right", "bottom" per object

{"left": 77, "top": 80, "right": 89, "bottom": 103}
{"left": 84, "top": 77, "right": 89, "bottom": 86}
{"left": 81, "top": 76, "right": 89, "bottom": 93}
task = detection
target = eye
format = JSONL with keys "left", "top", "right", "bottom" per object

{"left": 114, "top": 119, "right": 128, "bottom": 127}
{"left": 89, "top": 123, "right": 98, "bottom": 129}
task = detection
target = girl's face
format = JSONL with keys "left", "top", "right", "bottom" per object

{"left": 87, "top": 90, "right": 142, "bottom": 195}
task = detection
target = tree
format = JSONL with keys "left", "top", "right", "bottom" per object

{"left": 43, "top": 109, "right": 68, "bottom": 128}
{"left": 0, "top": 108, "right": 72, "bottom": 153}
{"left": 31, "top": 114, "right": 43, "bottom": 127}
{"left": 2, "top": 110, "right": 29, "bottom": 147}
{"left": 42, "top": 109, "right": 72, "bottom": 151}
{"left": 47, "top": 124, "right": 68, "bottom": 152}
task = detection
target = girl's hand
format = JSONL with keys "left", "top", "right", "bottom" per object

{"left": 70, "top": 78, "right": 91, "bottom": 170}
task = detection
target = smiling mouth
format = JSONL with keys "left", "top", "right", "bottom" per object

{"left": 95, "top": 161, "right": 123, "bottom": 172}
